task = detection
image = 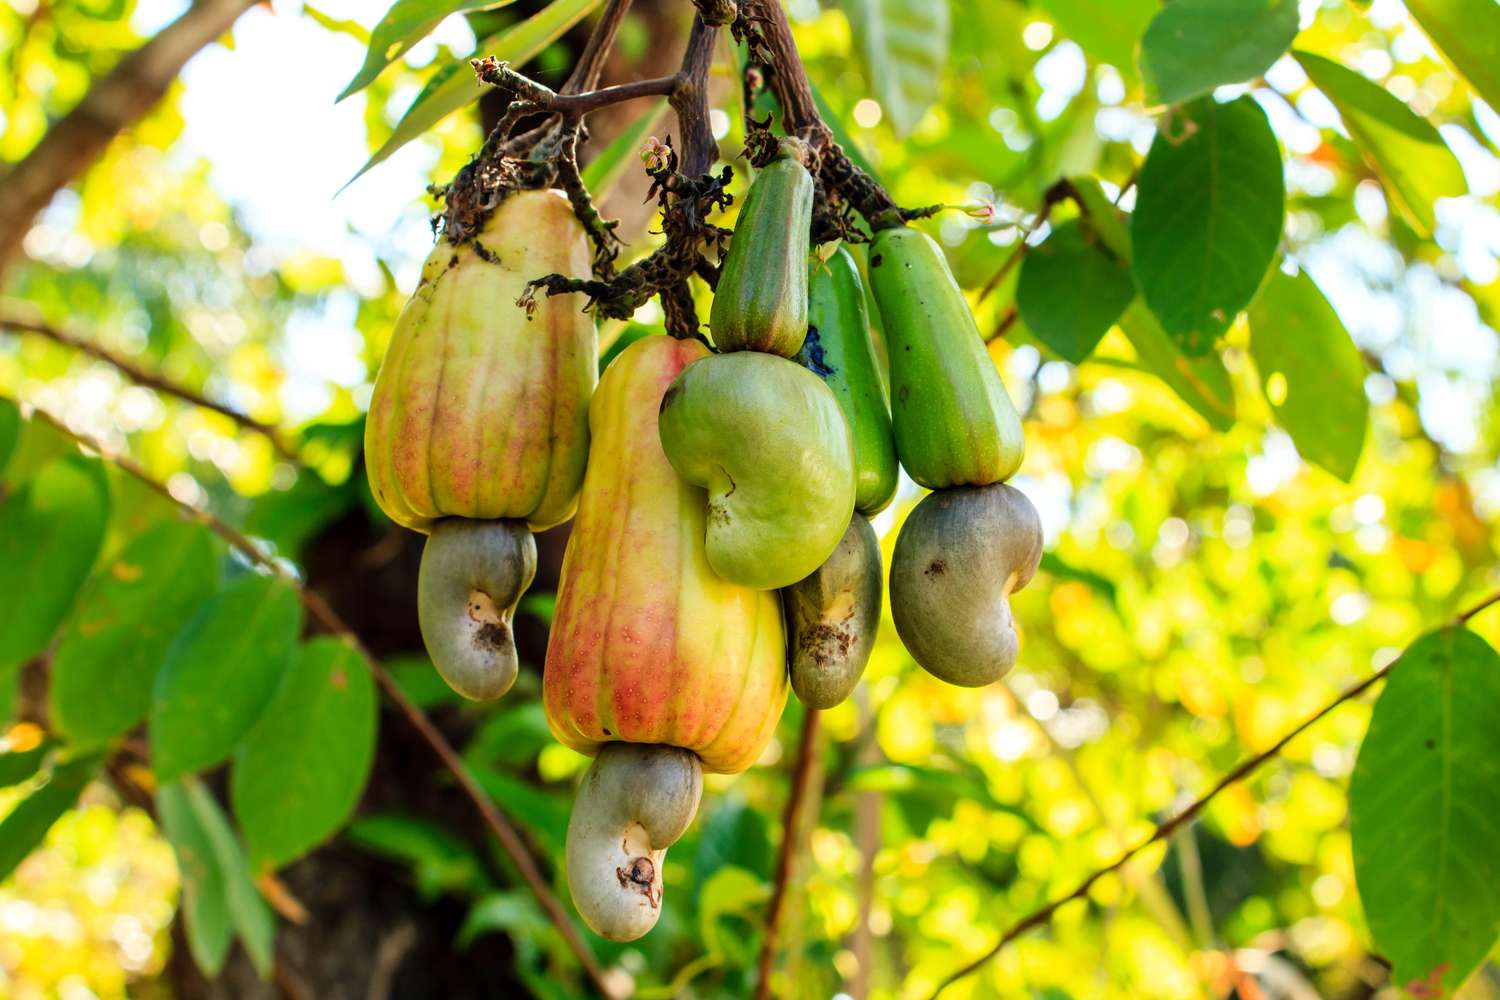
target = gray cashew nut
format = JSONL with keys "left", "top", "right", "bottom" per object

{"left": 890, "top": 482, "right": 1043, "bottom": 687}
{"left": 417, "top": 517, "right": 536, "bottom": 701}
{"left": 566, "top": 743, "right": 703, "bottom": 941}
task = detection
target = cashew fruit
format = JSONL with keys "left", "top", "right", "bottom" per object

{"left": 799, "top": 246, "right": 898, "bottom": 515}
{"left": 890, "top": 482, "right": 1043, "bottom": 686}
{"left": 868, "top": 226, "right": 1025, "bottom": 489}
{"left": 566, "top": 742, "right": 702, "bottom": 941}
{"left": 709, "top": 151, "right": 814, "bottom": 356}
{"left": 784, "top": 513, "right": 882, "bottom": 709}
{"left": 544, "top": 335, "right": 788, "bottom": 775}
{"left": 364, "top": 188, "right": 597, "bottom": 533}
{"left": 417, "top": 517, "right": 535, "bottom": 700}
{"left": 658, "top": 351, "right": 855, "bottom": 591}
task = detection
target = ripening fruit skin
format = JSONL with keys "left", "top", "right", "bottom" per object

{"left": 890, "top": 482, "right": 1043, "bottom": 687}
{"left": 868, "top": 226, "right": 1025, "bottom": 489}
{"left": 784, "top": 513, "right": 882, "bottom": 709}
{"left": 800, "top": 246, "right": 899, "bottom": 515}
{"left": 364, "top": 189, "right": 597, "bottom": 533}
{"left": 544, "top": 336, "right": 788, "bottom": 775}
{"left": 658, "top": 351, "right": 856, "bottom": 591}
{"left": 566, "top": 743, "right": 702, "bottom": 942}
{"left": 709, "top": 154, "right": 815, "bottom": 357}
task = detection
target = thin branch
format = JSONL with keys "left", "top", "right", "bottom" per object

{"left": 755, "top": 709, "right": 822, "bottom": 1000}
{"left": 17, "top": 402, "right": 623, "bottom": 1000}
{"left": 564, "top": 0, "right": 634, "bottom": 95}
{"left": 475, "top": 64, "right": 682, "bottom": 117}
{"left": 0, "top": 308, "right": 298, "bottom": 460}
{"left": 0, "top": 0, "right": 260, "bottom": 282}
{"left": 925, "top": 586, "right": 1500, "bottom": 999}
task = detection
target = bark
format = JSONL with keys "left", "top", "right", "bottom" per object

{"left": 0, "top": 0, "right": 260, "bottom": 284}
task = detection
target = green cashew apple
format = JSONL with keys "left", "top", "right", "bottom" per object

{"left": 566, "top": 742, "right": 702, "bottom": 941}
{"left": 890, "top": 482, "right": 1043, "bottom": 686}
{"left": 709, "top": 147, "right": 814, "bottom": 357}
{"left": 417, "top": 518, "right": 536, "bottom": 701}
{"left": 545, "top": 335, "right": 787, "bottom": 775}
{"left": 784, "top": 513, "right": 882, "bottom": 709}
{"left": 799, "top": 246, "right": 899, "bottom": 515}
{"left": 658, "top": 352, "right": 855, "bottom": 590}
{"left": 868, "top": 226, "right": 1024, "bottom": 489}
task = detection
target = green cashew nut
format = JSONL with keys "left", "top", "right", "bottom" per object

{"left": 416, "top": 517, "right": 536, "bottom": 700}
{"left": 566, "top": 743, "right": 703, "bottom": 941}
{"left": 658, "top": 352, "right": 856, "bottom": 590}
{"left": 784, "top": 513, "right": 883, "bottom": 709}
{"left": 890, "top": 483, "right": 1043, "bottom": 687}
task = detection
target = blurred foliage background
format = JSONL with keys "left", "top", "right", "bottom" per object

{"left": 3, "top": 0, "right": 1500, "bottom": 997}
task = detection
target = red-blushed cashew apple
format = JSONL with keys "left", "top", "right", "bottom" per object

{"left": 566, "top": 742, "right": 703, "bottom": 941}
{"left": 363, "top": 188, "right": 596, "bottom": 701}
{"left": 890, "top": 482, "right": 1043, "bottom": 687}
{"left": 657, "top": 351, "right": 856, "bottom": 590}
{"left": 784, "top": 513, "right": 882, "bottom": 709}
{"left": 416, "top": 518, "right": 536, "bottom": 700}
{"left": 544, "top": 335, "right": 788, "bottom": 775}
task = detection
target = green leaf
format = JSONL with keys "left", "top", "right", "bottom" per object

{"left": 150, "top": 573, "right": 302, "bottom": 783}
{"left": 51, "top": 520, "right": 220, "bottom": 745}
{"left": 158, "top": 779, "right": 277, "bottom": 978}
{"left": 346, "top": 813, "right": 490, "bottom": 898}
{"left": 351, "top": 0, "right": 604, "bottom": 184}
{"left": 458, "top": 890, "right": 554, "bottom": 949}
{"left": 0, "top": 453, "right": 110, "bottom": 669}
{"left": 1349, "top": 628, "right": 1500, "bottom": 996}
{"left": 231, "top": 638, "right": 376, "bottom": 870}
{"left": 844, "top": 0, "right": 950, "bottom": 138}
{"left": 471, "top": 768, "right": 569, "bottom": 853}
{"left": 1068, "top": 176, "right": 1236, "bottom": 431}
{"left": 1039, "top": 551, "right": 1118, "bottom": 604}
{"left": 1138, "top": 0, "right": 1300, "bottom": 106}
{"left": 1016, "top": 217, "right": 1135, "bottom": 363}
{"left": 0, "top": 752, "right": 102, "bottom": 881}
{"left": 1130, "top": 96, "right": 1284, "bottom": 355}
{"left": 243, "top": 472, "right": 357, "bottom": 561}
{"left": 1035, "top": 0, "right": 1157, "bottom": 84}
{"left": 1404, "top": 0, "right": 1500, "bottom": 114}
{"left": 812, "top": 82, "right": 881, "bottom": 181}
{"left": 0, "top": 398, "right": 19, "bottom": 473}
{"left": 1294, "top": 50, "right": 1466, "bottom": 238}
{"left": 0, "top": 408, "right": 74, "bottom": 489}
{"left": 693, "top": 796, "right": 773, "bottom": 890}
{"left": 580, "top": 98, "right": 669, "bottom": 197}
{"left": 462, "top": 701, "right": 554, "bottom": 769}
{"left": 0, "top": 740, "right": 52, "bottom": 787}
{"left": 697, "top": 865, "right": 769, "bottom": 951}
{"left": 385, "top": 654, "right": 464, "bottom": 710}
{"left": 338, "top": 0, "right": 517, "bottom": 101}
{"left": 1248, "top": 267, "right": 1368, "bottom": 481}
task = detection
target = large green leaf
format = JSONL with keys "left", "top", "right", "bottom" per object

{"left": 1349, "top": 628, "right": 1500, "bottom": 996}
{"left": 1035, "top": 0, "right": 1157, "bottom": 85}
{"left": 1069, "top": 177, "right": 1236, "bottom": 431}
{"left": 844, "top": 0, "right": 950, "bottom": 138}
{"left": 338, "top": 0, "right": 519, "bottom": 101}
{"left": 1138, "top": 0, "right": 1300, "bottom": 106}
{"left": 1404, "top": 0, "right": 1500, "bottom": 117}
{"left": 158, "top": 779, "right": 276, "bottom": 978}
{"left": 0, "top": 398, "right": 19, "bottom": 473}
{"left": 232, "top": 637, "right": 377, "bottom": 870}
{"left": 346, "top": 813, "right": 490, "bottom": 898}
{"left": 149, "top": 573, "right": 302, "bottom": 783}
{"left": 0, "top": 740, "right": 52, "bottom": 788}
{"left": 1016, "top": 216, "right": 1135, "bottom": 363}
{"left": 1248, "top": 268, "right": 1368, "bottom": 481}
{"left": 1130, "top": 96, "right": 1284, "bottom": 355}
{"left": 580, "top": 98, "right": 669, "bottom": 197}
{"left": 51, "top": 520, "right": 220, "bottom": 745}
{"left": 1295, "top": 50, "right": 1466, "bottom": 238}
{"left": 352, "top": 0, "right": 604, "bottom": 184}
{"left": 0, "top": 752, "right": 102, "bottom": 881}
{"left": 0, "top": 453, "right": 110, "bottom": 669}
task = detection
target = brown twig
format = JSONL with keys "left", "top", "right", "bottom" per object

{"left": 17, "top": 402, "right": 622, "bottom": 1000}
{"left": 754, "top": 709, "right": 822, "bottom": 1000}
{"left": 925, "top": 590, "right": 1500, "bottom": 999}
{"left": 0, "top": 307, "right": 299, "bottom": 461}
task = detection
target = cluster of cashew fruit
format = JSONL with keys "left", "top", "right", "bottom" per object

{"left": 364, "top": 140, "right": 1042, "bottom": 941}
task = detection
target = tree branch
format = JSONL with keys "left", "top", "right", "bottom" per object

{"left": 925, "top": 589, "right": 1500, "bottom": 999}
{"left": 16, "top": 402, "right": 624, "bottom": 1000}
{"left": 0, "top": 307, "right": 298, "bottom": 460}
{"left": 755, "top": 709, "right": 822, "bottom": 1000}
{"left": 0, "top": 0, "right": 260, "bottom": 283}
